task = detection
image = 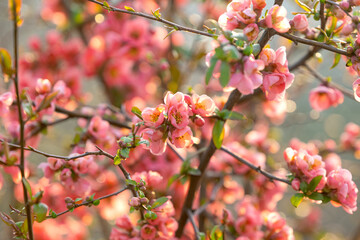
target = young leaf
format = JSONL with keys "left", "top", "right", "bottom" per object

{"left": 291, "top": 193, "right": 304, "bottom": 208}
{"left": 0, "top": 48, "right": 13, "bottom": 77}
{"left": 33, "top": 203, "right": 48, "bottom": 223}
{"left": 49, "top": 209, "right": 57, "bottom": 218}
{"left": 93, "top": 199, "right": 100, "bottom": 206}
{"left": 294, "top": 0, "right": 312, "bottom": 12}
{"left": 308, "top": 175, "right": 323, "bottom": 192}
{"left": 300, "top": 181, "right": 308, "bottom": 193}
{"left": 126, "top": 179, "right": 138, "bottom": 186}
{"left": 205, "top": 57, "right": 218, "bottom": 85}
{"left": 151, "top": 8, "right": 161, "bottom": 19}
{"left": 164, "top": 29, "right": 177, "bottom": 40}
{"left": 22, "top": 178, "right": 32, "bottom": 199}
{"left": 331, "top": 53, "right": 341, "bottom": 69}
{"left": 120, "top": 148, "right": 130, "bottom": 159}
{"left": 210, "top": 225, "right": 223, "bottom": 240}
{"left": 212, "top": 120, "right": 225, "bottom": 149}
{"left": 308, "top": 192, "right": 324, "bottom": 201}
{"left": 131, "top": 106, "right": 143, "bottom": 120}
{"left": 221, "top": 110, "right": 245, "bottom": 121}
{"left": 124, "top": 6, "right": 135, "bottom": 12}
{"left": 219, "top": 61, "right": 230, "bottom": 88}
{"left": 151, "top": 197, "right": 168, "bottom": 209}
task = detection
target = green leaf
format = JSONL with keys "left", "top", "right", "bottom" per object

{"left": 294, "top": 0, "right": 312, "bottom": 12}
{"left": 120, "top": 148, "right": 130, "bottom": 159}
{"left": 180, "top": 176, "right": 188, "bottom": 184}
{"left": 291, "top": 193, "right": 304, "bottom": 208}
{"left": 219, "top": 61, "right": 230, "bottom": 88}
{"left": 114, "top": 151, "right": 122, "bottom": 165}
{"left": 331, "top": 53, "right": 341, "bottom": 69}
{"left": 188, "top": 168, "right": 201, "bottom": 176}
{"left": 126, "top": 179, "right": 138, "bottom": 186}
{"left": 205, "top": 57, "right": 218, "bottom": 85}
{"left": 164, "top": 29, "right": 176, "bottom": 40}
{"left": 212, "top": 120, "right": 225, "bottom": 149}
{"left": 75, "top": 198, "right": 83, "bottom": 203}
{"left": 33, "top": 203, "right": 48, "bottom": 223}
{"left": 346, "top": 59, "right": 353, "bottom": 67}
{"left": 131, "top": 106, "right": 143, "bottom": 120}
{"left": 37, "top": 91, "right": 58, "bottom": 112}
{"left": 308, "top": 192, "right": 324, "bottom": 201}
{"left": 49, "top": 209, "right": 57, "bottom": 218}
{"left": 138, "top": 140, "right": 149, "bottom": 147}
{"left": 0, "top": 48, "right": 13, "bottom": 77}
{"left": 102, "top": 1, "right": 111, "bottom": 12}
{"left": 220, "top": 110, "right": 245, "bottom": 121}
{"left": 22, "top": 178, "right": 32, "bottom": 199}
{"left": 22, "top": 102, "right": 35, "bottom": 118}
{"left": 300, "top": 181, "right": 308, "bottom": 193}
{"left": 308, "top": 175, "right": 323, "bottom": 192}
{"left": 73, "top": 133, "right": 81, "bottom": 144}
{"left": 151, "top": 8, "right": 161, "bottom": 19}
{"left": 199, "top": 232, "right": 206, "bottom": 240}
{"left": 129, "top": 206, "right": 135, "bottom": 213}
{"left": 124, "top": 6, "right": 135, "bottom": 12}
{"left": 93, "top": 199, "right": 100, "bottom": 206}
{"left": 243, "top": 45, "right": 253, "bottom": 56}
{"left": 214, "top": 47, "right": 225, "bottom": 59}
{"left": 88, "top": 193, "right": 95, "bottom": 201}
{"left": 210, "top": 225, "right": 223, "bottom": 240}
{"left": 167, "top": 173, "right": 181, "bottom": 188}
{"left": 151, "top": 197, "right": 168, "bottom": 209}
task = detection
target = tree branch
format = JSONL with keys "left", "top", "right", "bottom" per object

{"left": 11, "top": 1, "right": 34, "bottom": 238}
{"left": 87, "top": 0, "right": 215, "bottom": 38}
{"left": 186, "top": 208, "right": 201, "bottom": 240}
{"left": 220, "top": 146, "right": 291, "bottom": 185}
{"left": 47, "top": 187, "right": 128, "bottom": 218}
{"left": 276, "top": 32, "right": 351, "bottom": 57}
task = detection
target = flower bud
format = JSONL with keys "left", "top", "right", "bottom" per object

{"left": 291, "top": 178, "right": 300, "bottom": 191}
{"left": 194, "top": 116, "right": 205, "bottom": 127}
{"left": 128, "top": 197, "right": 141, "bottom": 207}
{"left": 140, "top": 197, "right": 149, "bottom": 204}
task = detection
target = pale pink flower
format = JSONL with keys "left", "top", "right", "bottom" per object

{"left": 168, "top": 103, "right": 190, "bottom": 129}
{"left": 352, "top": 78, "right": 360, "bottom": 101}
{"left": 227, "top": 0, "right": 251, "bottom": 12}
{"left": 309, "top": 86, "right": 344, "bottom": 111}
{"left": 236, "top": 8, "right": 257, "bottom": 24}
{"left": 0, "top": 92, "right": 13, "bottom": 116}
{"left": 142, "top": 105, "right": 166, "bottom": 128}
{"left": 141, "top": 128, "right": 167, "bottom": 155}
{"left": 164, "top": 92, "right": 185, "bottom": 109}
{"left": 262, "top": 73, "right": 288, "bottom": 101}
{"left": 243, "top": 23, "right": 259, "bottom": 41}
{"left": 327, "top": 168, "right": 358, "bottom": 214}
{"left": 265, "top": 5, "right": 290, "bottom": 33}
{"left": 291, "top": 14, "right": 308, "bottom": 32}
{"left": 88, "top": 116, "right": 110, "bottom": 139}
{"left": 191, "top": 94, "right": 216, "bottom": 117}
{"left": 170, "top": 126, "right": 194, "bottom": 148}
{"left": 35, "top": 78, "right": 52, "bottom": 94}
{"left": 218, "top": 12, "right": 239, "bottom": 31}
{"left": 324, "top": 153, "right": 342, "bottom": 174}
{"left": 259, "top": 48, "right": 276, "bottom": 66}
{"left": 140, "top": 224, "right": 156, "bottom": 239}
{"left": 252, "top": 0, "right": 266, "bottom": 9}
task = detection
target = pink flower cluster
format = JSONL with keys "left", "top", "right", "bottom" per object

{"left": 340, "top": 122, "right": 360, "bottom": 150}
{"left": 309, "top": 85, "right": 344, "bottom": 111}
{"left": 141, "top": 91, "right": 216, "bottom": 155}
{"left": 259, "top": 47, "right": 294, "bottom": 101}
{"left": 224, "top": 197, "right": 294, "bottom": 240}
{"left": 265, "top": 5, "right": 291, "bottom": 33}
{"left": 284, "top": 147, "right": 358, "bottom": 214}
{"left": 110, "top": 198, "right": 178, "bottom": 240}
{"left": 218, "top": 0, "right": 265, "bottom": 39}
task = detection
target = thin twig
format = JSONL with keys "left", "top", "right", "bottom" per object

{"left": 220, "top": 146, "right": 291, "bottom": 185}
{"left": 11, "top": 1, "right": 34, "bottom": 238}
{"left": 167, "top": 142, "right": 185, "bottom": 162}
{"left": 55, "top": 105, "right": 131, "bottom": 129}
{"left": 186, "top": 208, "right": 201, "bottom": 240}
{"left": 276, "top": 32, "right": 351, "bottom": 57}
{"left": 0, "top": 139, "right": 114, "bottom": 161}
{"left": 47, "top": 187, "right": 128, "bottom": 218}
{"left": 303, "top": 63, "right": 354, "bottom": 99}
{"left": 87, "top": 0, "right": 215, "bottom": 38}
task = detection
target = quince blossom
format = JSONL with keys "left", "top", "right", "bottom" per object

{"left": 265, "top": 5, "right": 290, "bottom": 33}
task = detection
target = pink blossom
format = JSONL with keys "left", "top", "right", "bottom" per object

{"left": 141, "top": 128, "right": 167, "bottom": 155}
{"left": 35, "top": 78, "right": 52, "bottom": 94}
{"left": 324, "top": 153, "right": 342, "bottom": 173}
{"left": 352, "top": 78, "right": 360, "bottom": 101}
{"left": 237, "top": 8, "right": 257, "bottom": 25}
{"left": 259, "top": 48, "right": 276, "bottom": 66}
{"left": 169, "top": 126, "right": 194, "bottom": 148}
{"left": 164, "top": 91, "right": 185, "bottom": 109}
{"left": 327, "top": 168, "right": 358, "bottom": 214}
{"left": 140, "top": 224, "right": 156, "bottom": 239}
{"left": 262, "top": 73, "right": 288, "bottom": 101}
{"left": 168, "top": 103, "right": 190, "bottom": 129}
{"left": 291, "top": 178, "right": 300, "bottom": 191}
{"left": 265, "top": 5, "right": 290, "bottom": 33}
{"left": 88, "top": 116, "right": 110, "bottom": 139}
{"left": 142, "top": 105, "right": 166, "bottom": 128}
{"left": 309, "top": 86, "right": 344, "bottom": 111}
{"left": 226, "top": 0, "right": 251, "bottom": 12}
{"left": 191, "top": 93, "right": 216, "bottom": 117}
{"left": 0, "top": 92, "right": 13, "bottom": 116}
{"left": 243, "top": 23, "right": 259, "bottom": 41}
{"left": 218, "top": 12, "right": 239, "bottom": 31}
{"left": 291, "top": 14, "right": 308, "bottom": 32}
{"left": 115, "top": 216, "right": 133, "bottom": 231}
{"left": 47, "top": 157, "right": 63, "bottom": 171}
{"left": 252, "top": 0, "right": 266, "bottom": 9}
